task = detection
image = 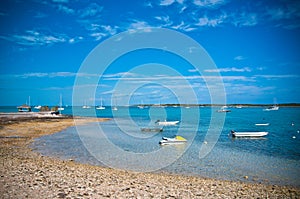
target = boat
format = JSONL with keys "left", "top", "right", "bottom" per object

{"left": 82, "top": 100, "right": 91, "bottom": 109}
{"left": 217, "top": 106, "right": 231, "bottom": 112}
{"left": 96, "top": 98, "right": 105, "bottom": 110}
{"left": 255, "top": 123, "right": 269, "bottom": 126}
{"left": 141, "top": 127, "right": 163, "bottom": 132}
{"left": 58, "top": 94, "right": 64, "bottom": 111}
{"left": 159, "top": 136, "right": 187, "bottom": 145}
{"left": 230, "top": 130, "right": 268, "bottom": 137}
{"left": 112, "top": 106, "right": 118, "bottom": 111}
{"left": 96, "top": 106, "right": 105, "bottom": 110}
{"left": 34, "top": 105, "right": 41, "bottom": 110}
{"left": 263, "top": 106, "right": 279, "bottom": 111}
{"left": 155, "top": 120, "right": 179, "bottom": 126}
{"left": 17, "top": 104, "right": 32, "bottom": 112}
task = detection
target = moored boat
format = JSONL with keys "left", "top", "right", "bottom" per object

{"left": 155, "top": 120, "right": 179, "bottom": 126}
{"left": 255, "top": 123, "right": 269, "bottom": 126}
{"left": 141, "top": 127, "right": 163, "bottom": 132}
{"left": 263, "top": 106, "right": 279, "bottom": 111}
{"left": 159, "top": 136, "right": 187, "bottom": 145}
{"left": 230, "top": 130, "right": 268, "bottom": 137}
{"left": 217, "top": 106, "right": 231, "bottom": 112}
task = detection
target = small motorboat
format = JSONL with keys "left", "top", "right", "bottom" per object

{"left": 263, "top": 106, "right": 279, "bottom": 111}
{"left": 155, "top": 120, "right": 179, "bottom": 126}
{"left": 255, "top": 123, "right": 269, "bottom": 126}
{"left": 159, "top": 136, "right": 187, "bottom": 145}
{"left": 217, "top": 106, "right": 231, "bottom": 112}
{"left": 230, "top": 130, "right": 268, "bottom": 137}
{"left": 141, "top": 127, "right": 163, "bottom": 132}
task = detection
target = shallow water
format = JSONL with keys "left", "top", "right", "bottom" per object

{"left": 28, "top": 106, "right": 300, "bottom": 186}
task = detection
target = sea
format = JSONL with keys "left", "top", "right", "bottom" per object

{"left": 1, "top": 106, "right": 300, "bottom": 187}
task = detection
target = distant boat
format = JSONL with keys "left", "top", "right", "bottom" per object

{"left": 230, "top": 130, "right": 268, "bottom": 137}
{"left": 34, "top": 105, "right": 41, "bottom": 110}
{"left": 155, "top": 120, "right": 179, "bottom": 126}
{"left": 58, "top": 94, "right": 64, "bottom": 111}
{"left": 141, "top": 127, "right": 163, "bottom": 132}
{"left": 17, "top": 104, "right": 32, "bottom": 112}
{"left": 255, "top": 123, "right": 270, "bottom": 126}
{"left": 235, "top": 105, "right": 243, "bottom": 109}
{"left": 82, "top": 100, "right": 91, "bottom": 109}
{"left": 112, "top": 106, "right": 118, "bottom": 111}
{"left": 217, "top": 106, "right": 231, "bottom": 112}
{"left": 159, "top": 136, "right": 187, "bottom": 145}
{"left": 263, "top": 106, "right": 279, "bottom": 111}
{"left": 96, "top": 98, "right": 105, "bottom": 110}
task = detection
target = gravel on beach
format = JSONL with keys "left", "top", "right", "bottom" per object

{"left": 0, "top": 114, "right": 299, "bottom": 198}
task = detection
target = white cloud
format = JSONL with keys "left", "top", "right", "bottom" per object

{"left": 204, "top": 67, "right": 252, "bottom": 73}
{"left": 172, "top": 21, "right": 196, "bottom": 32}
{"left": 255, "top": 75, "right": 299, "bottom": 79}
{"left": 0, "top": 30, "right": 68, "bottom": 46}
{"left": 234, "top": 56, "right": 246, "bottom": 61}
{"left": 232, "top": 12, "right": 258, "bottom": 27}
{"left": 193, "top": 0, "right": 227, "bottom": 8}
{"left": 196, "top": 14, "right": 227, "bottom": 27}
{"left": 57, "top": 4, "right": 75, "bottom": 14}
{"left": 79, "top": 3, "right": 103, "bottom": 18}
{"left": 159, "top": 0, "right": 175, "bottom": 6}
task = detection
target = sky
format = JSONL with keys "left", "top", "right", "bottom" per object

{"left": 0, "top": 0, "right": 300, "bottom": 106}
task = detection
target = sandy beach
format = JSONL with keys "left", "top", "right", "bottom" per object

{"left": 0, "top": 114, "right": 299, "bottom": 198}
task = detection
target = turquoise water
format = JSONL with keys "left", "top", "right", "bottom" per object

{"left": 2, "top": 106, "right": 300, "bottom": 186}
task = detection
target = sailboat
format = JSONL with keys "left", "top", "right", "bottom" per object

{"left": 263, "top": 98, "right": 279, "bottom": 111}
{"left": 82, "top": 100, "right": 91, "bottom": 109}
{"left": 96, "top": 98, "right": 105, "bottom": 110}
{"left": 58, "top": 94, "right": 64, "bottom": 111}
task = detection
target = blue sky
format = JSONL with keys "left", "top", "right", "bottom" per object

{"left": 0, "top": 0, "right": 300, "bottom": 106}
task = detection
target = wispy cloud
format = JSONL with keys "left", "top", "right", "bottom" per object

{"left": 196, "top": 14, "right": 227, "bottom": 27}
{"left": 159, "top": 0, "right": 175, "bottom": 6}
{"left": 205, "top": 67, "right": 252, "bottom": 73}
{"left": 234, "top": 56, "right": 246, "bottom": 61}
{"left": 0, "top": 30, "right": 68, "bottom": 46}
{"left": 255, "top": 74, "right": 299, "bottom": 79}
{"left": 172, "top": 21, "right": 196, "bottom": 32}
{"left": 193, "top": 0, "right": 227, "bottom": 8}
{"left": 231, "top": 12, "right": 258, "bottom": 27}
{"left": 57, "top": 4, "right": 75, "bottom": 15}
{"left": 79, "top": 3, "right": 103, "bottom": 18}
{"left": 14, "top": 72, "right": 100, "bottom": 78}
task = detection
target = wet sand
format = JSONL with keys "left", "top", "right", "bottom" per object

{"left": 0, "top": 114, "right": 299, "bottom": 198}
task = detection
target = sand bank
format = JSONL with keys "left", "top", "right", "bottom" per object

{"left": 0, "top": 114, "right": 299, "bottom": 198}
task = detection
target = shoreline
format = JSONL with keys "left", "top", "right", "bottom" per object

{"left": 0, "top": 114, "right": 299, "bottom": 198}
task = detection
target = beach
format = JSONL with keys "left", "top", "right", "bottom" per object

{"left": 0, "top": 114, "right": 299, "bottom": 198}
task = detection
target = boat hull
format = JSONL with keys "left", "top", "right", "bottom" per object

{"left": 231, "top": 130, "right": 268, "bottom": 137}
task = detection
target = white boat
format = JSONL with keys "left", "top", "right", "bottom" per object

{"left": 263, "top": 106, "right": 279, "bottom": 111}
{"left": 217, "top": 106, "right": 231, "bottom": 112}
{"left": 34, "top": 105, "right": 41, "bottom": 110}
{"left": 96, "top": 98, "right": 105, "bottom": 110}
{"left": 112, "top": 106, "right": 118, "bottom": 111}
{"left": 155, "top": 120, "right": 179, "bottom": 126}
{"left": 255, "top": 123, "right": 269, "bottom": 126}
{"left": 82, "top": 100, "right": 91, "bottom": 109}
{"left": 231, "top": 130, "right": 268, "bottom": 137}
{"left": 58, "top": 94, "right": 64, "bottom": 111}
{"left": 159, "top": 136, "right": 187, "bottom": 145}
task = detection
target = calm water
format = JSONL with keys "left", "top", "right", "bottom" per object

{"left": 2, "top": 106, "right": 300, "bottom": 186}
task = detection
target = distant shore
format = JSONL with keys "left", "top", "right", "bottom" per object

{"left": 0, "top": 113, "right": 299, "bottom": 198}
